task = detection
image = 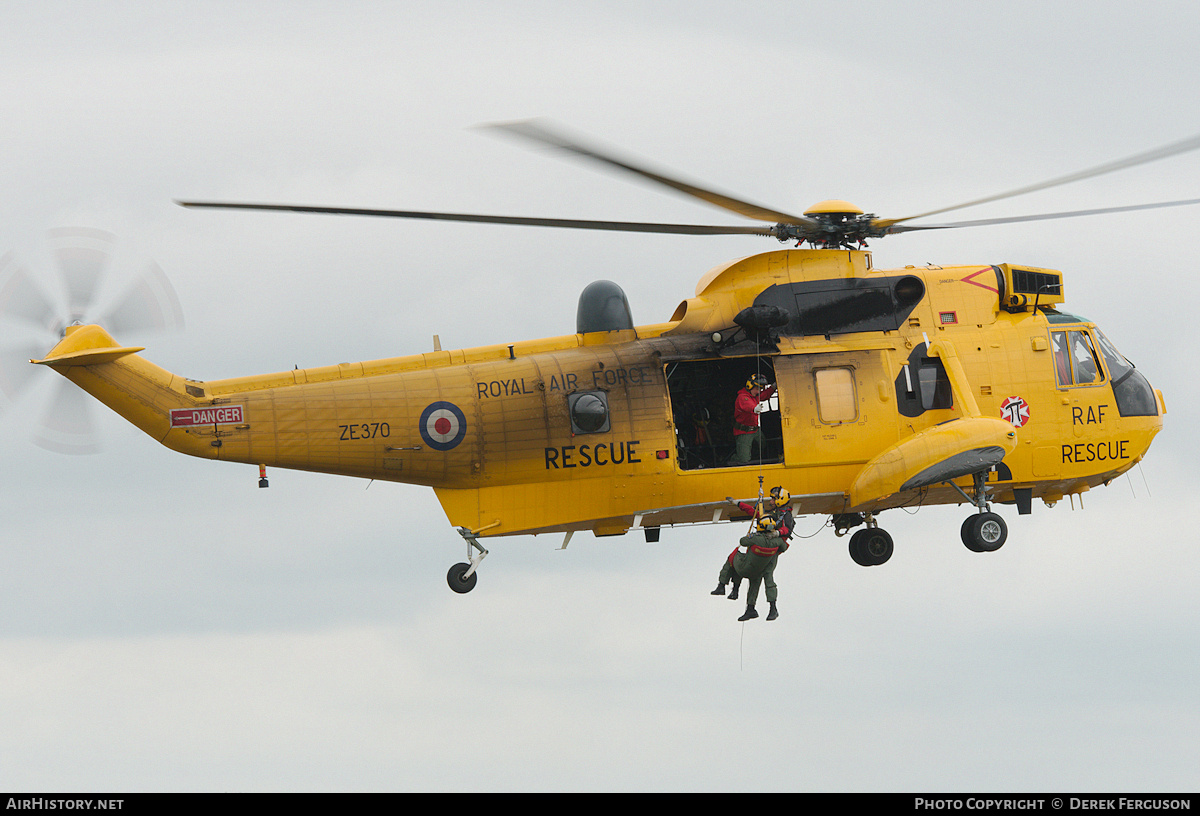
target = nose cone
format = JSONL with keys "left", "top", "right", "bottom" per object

{"left": 1112, "top": 367, "right": 1161, "bottom": 422}
{"left": 1115, "top": 372, "right": 1164, "bottom": 466}
{"left": 1149, "top": 381, "right": 1166, "bottom": 437}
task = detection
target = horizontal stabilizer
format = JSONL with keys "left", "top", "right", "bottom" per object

{"left": 30, "top": 324, "right": 144, "bottom": 367}
{"left": 33, "top": 345, "right": 146, "bottom": 366}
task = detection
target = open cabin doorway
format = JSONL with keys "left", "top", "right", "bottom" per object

{"left": 666, "top": 356, "right": 783, "bottom": 470}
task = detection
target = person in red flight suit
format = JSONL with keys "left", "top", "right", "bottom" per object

{"left": 730, "top": 374, "right": 775, "bottom": 465}
{"left": 759, "top": 486, "right": 793, "bottom": 620}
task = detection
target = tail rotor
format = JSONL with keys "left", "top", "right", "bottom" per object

{"left": 0, "top": 228, "right": 184, "bottom": 454}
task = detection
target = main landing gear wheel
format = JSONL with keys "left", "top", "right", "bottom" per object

{"left": 961, "top": 512, "right": 1007, "bottom": 553}
{"left": 447, "top": 562, "right": 478, "bottom": 594}
{"left": 948, "top": 471, "right": 1008, "bottom": 554}
{"left": 849, "top": 527, "right": 893, "bottom": 566}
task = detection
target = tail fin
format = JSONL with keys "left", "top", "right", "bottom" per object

{"left": 33, "top": 324, "right": 207, "bottom": 454}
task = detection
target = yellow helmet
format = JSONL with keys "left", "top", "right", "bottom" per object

{"left": 744, "top": 374, "right": 769, "bottom": 391}
{"left": 756, "top": 516, "right": 777, "bottom": 533}
{"left": 771, "top": 486, "right": 790, "bottom": 508}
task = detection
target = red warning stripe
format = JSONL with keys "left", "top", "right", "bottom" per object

{"left": 170, "top": 405, "right": 245, "bottom": 427}
{"left": 961, "top": 267, "right": 999, "bottom": 293}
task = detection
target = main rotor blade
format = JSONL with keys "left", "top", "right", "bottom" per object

{"left": 483, "top": 119, "right": 816, "bottom": 226}
{"left": 176, "top": 201, "right": 776, "bottom": 236}
{"left": 886, "top": 196, "right": 1200, "bottom": 233}
{"left": 881, "top": 130, "right": 1200, "bottom": 229}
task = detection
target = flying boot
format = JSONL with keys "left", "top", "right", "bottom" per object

{"left": 766, "top": 601, "right": 779, "bottom": 621}
{"left": 710, "top": 583, "right": 726, "bottom": 596}
{"left": 728, "top": 580, "right": 740, "bottom": 601}
{"left": 738, "top": 604, "right": 758, "bottom": 621}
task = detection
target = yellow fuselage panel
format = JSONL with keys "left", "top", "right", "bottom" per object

{"left": 186, "top": 338, "right": 677, "bottom": 493}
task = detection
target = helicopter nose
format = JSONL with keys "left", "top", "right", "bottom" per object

{"left": 1122, "top": 380, "right": 1165, "bottom": 466}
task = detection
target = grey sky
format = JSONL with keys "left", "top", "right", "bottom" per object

{"left": 1, "top": 0, "right": 1198, "bottom": 792}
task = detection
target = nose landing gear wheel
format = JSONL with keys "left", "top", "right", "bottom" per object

{"left": 961, "top": 512, "right": 1007, "bottom": 552}
{"left": 447, "top": 562, "right": 478, "bottom": 594}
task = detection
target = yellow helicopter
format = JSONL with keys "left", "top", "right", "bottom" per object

{"left": 19, "top": 122, "right": 1184, "bottom": 593}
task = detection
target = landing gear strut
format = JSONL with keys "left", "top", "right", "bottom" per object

{"left": 950, "top": 471, "right": 1008, "bottom": 553}
{"left": 448, "top": 526, "right": 489, "bottom": 593}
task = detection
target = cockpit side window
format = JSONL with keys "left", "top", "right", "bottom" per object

{"left": 1051, "top": 329, "right": 1105, "bottom": 387}
{"left": 1070, "top": 331, "right": 1103, "bottom": 384}
{"left": 1051, "top": 331, "right": 1071, "bottom": 386}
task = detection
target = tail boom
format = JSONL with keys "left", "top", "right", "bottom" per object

{"left": 34, "top": 324, "right": 213, "bottom": 457}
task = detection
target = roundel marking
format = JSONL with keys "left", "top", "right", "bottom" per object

{"left": 419, "top": 401, "right": 467, "bottom": 451}
{"left": 1000, "top": 395, "right": 1030, "bottom": 428}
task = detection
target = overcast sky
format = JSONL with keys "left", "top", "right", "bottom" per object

{"left": 2, "top": 0, "right": 1198, "bottom": 792}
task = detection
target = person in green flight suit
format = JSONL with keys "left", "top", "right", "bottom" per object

{"left": 712, "top": 487, "right": 793, "bottom": 620}
{"left": 759, "top": 486, "right": 793, "bottom": 620}
{"left": 712, "top": 514, "right": 789, "bottom": 621}
{"left": 711, "top": 496, "right": 770, "bottom": 603}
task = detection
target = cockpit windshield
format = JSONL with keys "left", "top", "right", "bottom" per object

{"left": 1093, "top": 328, "right": 1159, "bottom": 417}
{"left": 1093, "top": 330, "right": 1135, "bottom": 382}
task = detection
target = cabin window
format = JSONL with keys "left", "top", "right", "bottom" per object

{"left": 894, "top": 346, "right": 954, "bottom": 417}
{"left": 568, "top": 391, "right": 610, "bottom": 434}
{"left": 814, "top": 367, "right": 857, "bottom": 424}
{"left": 666, "top": 357, "right": 783, "bottom": 470}
{"left": 1051, "top": 330, "right": 1105, "bottom": 387}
